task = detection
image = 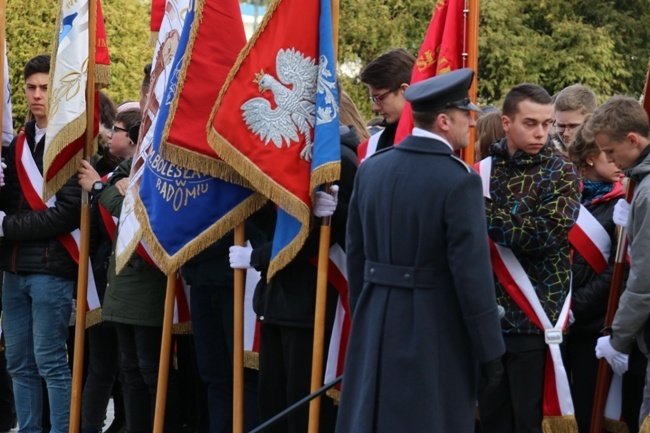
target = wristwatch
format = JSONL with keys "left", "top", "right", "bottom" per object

{"left": 91, "top": 181, "right": 105, "bottom": 195}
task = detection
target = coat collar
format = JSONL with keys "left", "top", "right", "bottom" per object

{"left": 396, "top": 134, "right": 454, "bottom": 155}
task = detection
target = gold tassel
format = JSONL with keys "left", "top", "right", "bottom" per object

{"left": 604, "top": 417, "right": 630, "bottom": 433}
{"left": 326, "top": 388, "right": 340, "bottom": 405}
{"left": 639, "top": 416, "right": 650, "bottom": 433}
{"left": 542, "top": 414, "right": 578, "bottom": 433}
{"left": 85, "top": 308, "right": 104, "bottom": 328}
{"left": 172, "top": 321, "right": 193, "bottom": 335}
{"left": 244, "top": 351, "right": 259, "bottom": 370}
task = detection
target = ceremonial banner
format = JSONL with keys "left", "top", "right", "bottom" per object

{"left": 115, "top": 0, "right": 190, "bottom": 272}
{"left": 2, "top": 45, "right": 12, "bottom": 147}
{"left": 208, "top": 0, "right": 341, "bottom": 278}
{"left": 394, "top": 0, "right": 464, "bottom": 144}
{"left": 161, "top": 0, "right": 247, "bottom": 172}
{"left": 135, "top": 0, "right": 266, "bottom": 272}
{"left": 44, "top": 0, "right": 110, "bottom": 199}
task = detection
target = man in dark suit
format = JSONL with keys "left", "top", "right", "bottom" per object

{"left": 335, "top": 69, "right": 505, "bottom": 433}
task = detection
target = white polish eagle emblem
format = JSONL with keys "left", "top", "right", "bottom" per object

{"left": 241, "top": 48, "right": 337, "bottom": 162}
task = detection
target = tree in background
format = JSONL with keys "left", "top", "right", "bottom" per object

{"left": 5, "top": 0, "right": 649, "bottom": 127}
{"left": 6, "top": 0, "right": 151, "bottom": 131}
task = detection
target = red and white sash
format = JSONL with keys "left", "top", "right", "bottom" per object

{"left": 477, "top": 157, "right": 575, "bottom": 422}
{"left": 569, "top": 205, "right": 610, "bottom": 274}
{"left": 15, "top": 134, "right": 100, "bottom": 318}
{"left": 358, "top": 130, "right": 383, "bottom": 164}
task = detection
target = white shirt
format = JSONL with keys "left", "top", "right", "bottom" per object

{"left": 35, "top": 125, "right": 46, "bottom": 144}
{"left": 412, "top": 127, "right": 453, "bottom": 152}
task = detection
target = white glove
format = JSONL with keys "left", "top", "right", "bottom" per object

{"left": 595, "top": 335, "right": 629, "bottom": 376}
{"left": 613, "top": 198, "right": 630, "bottom": 227}
{"left": 313, "top": 185, "right": 339, "bottom": 218}
{"left": 0, "top": 161, "right": 6, "bottom": 187}
{"left": 229, "top": 245, "right": 253, "bottom": 269}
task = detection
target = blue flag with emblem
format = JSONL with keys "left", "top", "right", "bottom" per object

{"left": 134, "top": 0, "right": 266, "bottom": 274}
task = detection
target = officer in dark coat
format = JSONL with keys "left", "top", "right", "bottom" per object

{"left": 335, "top": 69, "right": 506, "bottom": 433}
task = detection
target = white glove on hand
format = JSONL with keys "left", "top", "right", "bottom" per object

{"left": 613, "top": 198, "right": 630, "bottom": 227}
{"left": 229, "top": 245, "right": 253, "bottom": 269}
{"left": 313, "top": 185, "right": 339, "bottom": 218}
{"left": 595, "top": 335, "right": 629, "bottom": 375}
{"left": 0, "top": 161, "right": 6, "bottom": 187}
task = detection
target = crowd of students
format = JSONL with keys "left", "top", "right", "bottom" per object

{"left": 0, "top": 47, "right": 649, "bottom": 433}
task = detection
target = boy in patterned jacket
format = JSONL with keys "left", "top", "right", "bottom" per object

{"left": 477, "top": 84, "right": 580, "bottom": 433}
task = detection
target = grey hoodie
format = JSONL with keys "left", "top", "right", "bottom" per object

{"left": 611, "top": 145, "right": 650, "bottom": 354}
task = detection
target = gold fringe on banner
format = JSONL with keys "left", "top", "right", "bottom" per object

{"left": 94, "top": 64, "right": 111, "bottom": 88}
{"left": 639, "top": 415, "right": 650, "bottom": 433}
{"left": 172, "top": 321, "right": 193, "bottom": 334}
{"left": 148, "top": 31, "right": 159, "bottom": 47}
{"left": 244, "top": 350, "right": 259, "bottom": 370}
{"left": 85, "top": 308, "right": 103, "bottom": 328}
{"left": 542, "top": 415, "right": 578, "bottom": 433}
{"left": 42, "top": 116, "right": 87, "bottom": 200}
{"left": 133, "top": 192, "right": 268, "bottom": 276}
{"left": 604, "top": 417, "right": 630, "bottom": 433}
{"left": 115, "top": 227, "right": 144, "bottom": 275}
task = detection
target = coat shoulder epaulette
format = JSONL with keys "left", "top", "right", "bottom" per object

{"left": 449, "top": 153, "right": 471, "bottom": 173}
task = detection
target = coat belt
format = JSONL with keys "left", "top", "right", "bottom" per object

{"left": 364, "top": 261, "right": 439, "bottom": 289}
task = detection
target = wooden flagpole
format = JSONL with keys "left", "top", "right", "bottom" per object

{"left": 69, "top": 0, "right": 97, "bottom": 430}
{"left": 463, "top": 0, "right": 479, "bottom": 165}
{"left": 153, "top": 273, "right": 177, "bottom": 433}
{"left": 233, "top": 222, "right": 246, "bottom": 433}
{"left": 307, "top": 4, "right": 339, "bottom": 433}
{"left": 590, "top": 60, "right": 650, "bottom": 433}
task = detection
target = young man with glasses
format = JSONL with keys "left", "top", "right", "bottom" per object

{"left": 356, "top": 48, "right": 415, "bottom": 162}
{"left": 554, "top": 84, "right": 598, "bottom": 148}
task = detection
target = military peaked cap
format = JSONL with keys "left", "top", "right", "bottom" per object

{"left": 404, "top": 68, "right": 481, "bottom": 113}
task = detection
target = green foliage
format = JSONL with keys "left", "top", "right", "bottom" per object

{"left": 339, "top": 0, "right": 650, "bottom": 119}
{"left": 5, "top": 0, "right": 152, "bottom": 132}
{"left": 5, "top": 0, "right": 650, "bottom": 129}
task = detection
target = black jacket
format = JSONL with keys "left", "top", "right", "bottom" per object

{"left": 570, "top": 184, "right": 627, "bottom": 334}
{"left": 250, "top": 126, "right": 359, "bottom": 327}
{"left": 0, "top": 121, "right": 82, "bottom": 280}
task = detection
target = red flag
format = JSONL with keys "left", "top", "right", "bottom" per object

{"left": 160, "top": 0, "right": 248, "bottom": 173}
{"left": 150, "top": 0, "right": 167, "bottom": 45}
{"left": 394, "top": 0, "right": 464, "bottom": 144}
{"left": 207, "top": 0, "right": 341, "bottom": 278}
{"left": 95, "top": 0, "right": 111, "bottom": 86}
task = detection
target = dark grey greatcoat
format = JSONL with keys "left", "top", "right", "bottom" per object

{"left": 336, "top": 135, "right": 505, "bottom": 433}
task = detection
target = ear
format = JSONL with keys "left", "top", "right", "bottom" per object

{"left": 501, "top": 115, "right": 511, "bottom": 133}
{"left": 627, "top": 132, "right": 640, "bottom": 148}
{"left": 436, "top": 113, "right": 451, "bottom": 132}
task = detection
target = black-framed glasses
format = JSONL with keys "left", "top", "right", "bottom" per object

{"left": 554, "top": 122, "right": 582, "bottom": 133}
{"left": 369, "top": 88, "right": 395, "bottom": 105}
{"left": 111, "top": 125, "right": 129, "bottom": 134}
